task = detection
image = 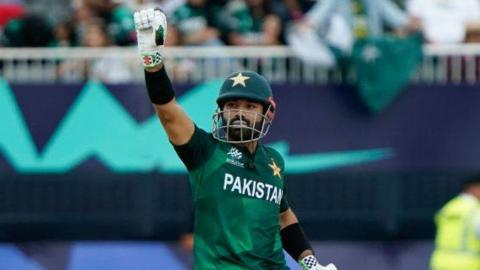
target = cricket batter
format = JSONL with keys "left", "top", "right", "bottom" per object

{"left": 134, "top": 8, "right": 338, "bottom": 270}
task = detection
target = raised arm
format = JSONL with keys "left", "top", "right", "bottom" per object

{"left": 152, "top": 96, "right": 194, "bottom": 146}
{"left": 135, "top": 8, "right": 194, "bottom": 145}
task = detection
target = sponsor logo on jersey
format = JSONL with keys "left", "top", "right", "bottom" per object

{"left": 226, "top": 147, "right": 245, "bottom": 168}
{"left": 223, "top": 173, "right": 283, "bottom": 205}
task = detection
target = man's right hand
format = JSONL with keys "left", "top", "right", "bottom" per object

{"left": 134, "top": 8, "right": 167, "bottom": 69}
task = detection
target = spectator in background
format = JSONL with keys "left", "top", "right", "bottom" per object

{"left": 57, "top": 18, "right": 134, "bottom": 83}
{"left": 296, "top": 0, "right": 420, "bottom": 39}
{"left": 26, "top": 0, "right": 71, "bottom": 26}
{"left": 82, "top": 19, "right": 111, "bottom": 47}
{"left": 170, "top": 0, "right": 223, "bottom": 46}
{"left": 167, "top": 0, "right": 242, "bottom": 80}
{"left": 51, "top": 20, "right": 78, "bottom": 47}
{"left": 74, "top": 0, "right": 136, "bottom": 46}
{"left": 119, "top": 0, "right": 186, "bottom": 17}
{"left": 73, "top": 0, "right": 97, "bottom": 23}
{"left": 466, "top": 24, "right": 480, "bottom": 43}
{"left": 0, "top": 0, "right": 25, "bottom": 27}
{"left": 287, "top": 0, "right": 420, "bottom": 66}
{"left": 430, "top": 175, "right": 480, "bottom": 270}
{"left": 82, "top": 18, "right": 134, "bottom": 82}
{"left": 3, "top": 14, "right": 54, "bottom": 47}
{"left": 166, "top": 0, "right": 222, "bottom": 79}
{"left": 275, "top": 0, "right": 317, "bottom": 22}
{"left": 406, "top": 0, "right": 480, "bottom": 44}
{"left": 223, "top": 0, "right": 283, "bottom": 45}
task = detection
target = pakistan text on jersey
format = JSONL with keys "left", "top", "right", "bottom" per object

{"left": 223, "top": 173, "right": 283, "bottom": 205}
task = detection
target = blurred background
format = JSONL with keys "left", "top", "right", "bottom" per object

{"left": 1, "top": 0, "right": 480, "bottom": 269}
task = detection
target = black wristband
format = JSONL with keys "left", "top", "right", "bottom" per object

{"left": 144, "top": 67, "right": 175, "bottom": 105}
{"left": 281, "top": 222, "right": 313, "bottom": 260}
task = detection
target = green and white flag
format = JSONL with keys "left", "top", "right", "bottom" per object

{"left": 352, "top": 34, "right": 423, "bottom": 114}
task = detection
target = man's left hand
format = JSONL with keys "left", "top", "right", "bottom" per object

{"left": 299, "top": 255, "right": 338, "bottom": 270}
{"left": 311, "top": 263, "right": 337, "bottom": 270}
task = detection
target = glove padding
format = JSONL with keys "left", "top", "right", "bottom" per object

{"left": 299, "top": 255, "right": 337, "bottom": 270}
{"left": 134, "top": 8, "right": 167, "bottom": 68}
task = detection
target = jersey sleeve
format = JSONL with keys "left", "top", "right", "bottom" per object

{"left": 280, "top": 192, "right": 290, "bottom": 213}
{"left": 280, "top": 158, "right": 289, "bottom": 213}
{"left": 173, "top": 125, "right": 216, "bottom": 171}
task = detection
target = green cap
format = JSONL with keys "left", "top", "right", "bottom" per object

{"left": 217, "top": 71, "right": 273, "bottom": 107}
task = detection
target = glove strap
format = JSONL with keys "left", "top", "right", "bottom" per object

{"left": 141, "top": 50, "right": 163, "bottom": 68}
{"left": 299, "top": 255, "right": 321, "bottom": 270}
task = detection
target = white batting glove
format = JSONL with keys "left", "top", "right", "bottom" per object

{"left": 133, "top": 8, "right": 167, "bottom": 68}
{"left": 299, "top": 255, "right": 337, "bottom": 270}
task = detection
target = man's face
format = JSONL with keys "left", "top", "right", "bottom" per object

{"left": 222, "top": 99, "right": 265, "bottom": 142}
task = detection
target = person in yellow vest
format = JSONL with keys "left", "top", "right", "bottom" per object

{"left": 430, "top": 175, "right": 480, "bottom": 270}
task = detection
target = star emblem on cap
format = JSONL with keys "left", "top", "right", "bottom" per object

{"left": 229, "top": 73, "right": 250, "bottom": 87}
{"left": 269, "top": 159, "right": 282, "bottom": 179}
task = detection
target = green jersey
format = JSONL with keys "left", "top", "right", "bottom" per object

{"left": 171, "top": 4, "right": 222, "bottom": 36}
{"left": 221, "top": 0, "right": 264, "bottom": 34}
{"left": 174, "top": 125, "right": 290, "bottom": 270}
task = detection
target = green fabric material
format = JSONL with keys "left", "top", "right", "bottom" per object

{"left": 174, "top": 126, "right": 289, "bottom": 270}
{"left": 221, "top": 0, "right": 262, "bottom": 35}
{"left": 171, "top": 3, "right": 223, "bottom": 37}
{"left": 352, "top": 33, "right": 423, "bottom": 114}
{"left": 223, "top": 0, "right": 255, "bottom": 33}
{"left": 109, "top": 6, "right": 135, "bottom": 45}
{"left": 172, "top": 4, "right": 208, "bottom": 35}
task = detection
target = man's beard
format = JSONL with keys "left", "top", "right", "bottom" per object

{"left": 226, "top": 118, "right": 263, "bottom": 142}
